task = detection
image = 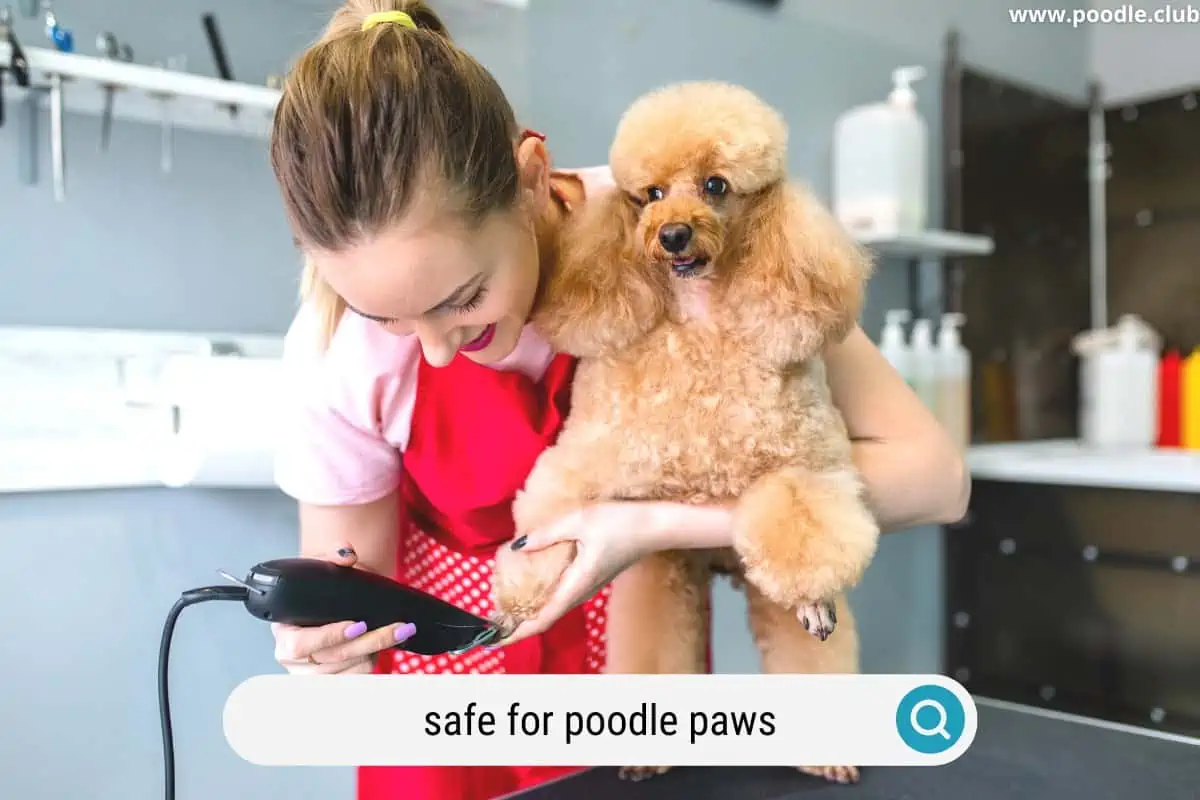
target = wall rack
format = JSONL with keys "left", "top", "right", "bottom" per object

{"left": 1, "top": 36, "right": 282, "bottom": 200}
{"left": 854, "top": 229, "right": 995, "bottom": 320}
{"left": 0, "top": 42, "right": 280, "bottom": 135}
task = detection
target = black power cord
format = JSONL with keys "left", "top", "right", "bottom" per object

{"left": 159, "top": 585, "right": 250, "bottom": 800}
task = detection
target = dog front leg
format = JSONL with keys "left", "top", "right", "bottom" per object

{"left": 606, "top": 550, "right": 709, "bottom": 782}
{"left": 731, "top": 466, "right": 878, "bottom": 638}
{"left": 492, "top": 437, "right": 611, "bottom": 632}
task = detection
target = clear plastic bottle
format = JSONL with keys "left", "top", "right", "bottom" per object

{"left": 879, "top": 309, "right": 912, "bottom": 386}
{"left": 909, "top": 318, "right": 936, "bottom": 410}
{"left": 935, "top": 313, "right": 971, "bottom": 450}
{"left": 832, "top": 65, "right": 929, "bottom": 237}
{"left": 1074, "top": 314, "right": 1160, "bottom": 447}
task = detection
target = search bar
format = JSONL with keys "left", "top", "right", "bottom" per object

{"left": 224, "top": 674, "right": 977, "bottom": 767}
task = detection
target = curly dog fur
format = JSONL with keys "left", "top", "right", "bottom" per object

{"left": 492, "top": 82, "right": 881, "bottom": 784}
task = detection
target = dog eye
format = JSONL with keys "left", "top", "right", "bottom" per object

{"left": 646, "top": 186, "right": 665, "bottom": 202}
{"left": 703, "top": 176, "right": 728, "bottom": 195}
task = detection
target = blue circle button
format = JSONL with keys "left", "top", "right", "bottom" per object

{"left": 895, "top": 684, "right": 966, "bottom": 754}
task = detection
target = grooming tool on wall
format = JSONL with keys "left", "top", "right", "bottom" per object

{"left": 0, "top": 5, "right": 31, "bottom": 129}
{"left": 95, "top": 32, "right": 133, "bottom": 152}
{"left": 40, "top": 0, "right": 70, "bottom": 201}
{"left": 40, "top": 0, "right": 70, "bottom": 51}
{"left": 148, "top": 55, "right": 184, "bottom": 173}
{"left": 200, "top": 12, "right": 239, "bottom": 119}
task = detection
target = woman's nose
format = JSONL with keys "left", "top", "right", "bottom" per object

{"left": 414, "top": 323, "right": 457, "bottom": 367}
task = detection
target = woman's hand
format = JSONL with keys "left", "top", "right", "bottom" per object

{"left": 498, "top": 501, "right": 704, "bottom": 646}
{"left": 271, "top": 544, "right": 417, "bottom": 674}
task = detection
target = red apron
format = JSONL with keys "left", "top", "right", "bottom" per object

{"left": 358, "top": 349, "right": 610, "bottom": 800}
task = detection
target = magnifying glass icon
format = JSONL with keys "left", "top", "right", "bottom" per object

{"left": 910, "top": 699, "right": 951, "bottom": 740}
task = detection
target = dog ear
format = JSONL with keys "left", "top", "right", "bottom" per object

{"left": 722, "top": 181, "right": 874, "bottom": 362}
{"left": 532, "top": 187, "right": 669, "bottom": 357}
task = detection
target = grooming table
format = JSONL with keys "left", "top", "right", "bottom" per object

{"left": 501, "top": 699, "right": 1200, "bottom": 800}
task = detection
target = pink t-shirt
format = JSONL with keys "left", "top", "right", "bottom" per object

{"left": 273, "top": 165, "right": 615, "bottom": 507}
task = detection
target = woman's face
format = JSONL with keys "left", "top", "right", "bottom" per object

{"left": 313, "top": 141, "right": 553, "bottom": 366}
{"left": 316, "top": 207, "right": 540, "bottom": 366}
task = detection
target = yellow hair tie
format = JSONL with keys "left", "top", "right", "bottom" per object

{"left": 361, "top": 10, "right": 417, "bottom": 31}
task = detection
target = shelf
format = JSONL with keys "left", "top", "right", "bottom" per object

{"left": 0, "top": 42, "right": 280, "bottom": 138}
{"left": 967, "top": 439, "right": 1200, "bottom": 493}
{"left": 854, "top": 230, "right": 995, "bottom": 259}
{"left": 1, "top": 436, "right": 168, "bottom": 494}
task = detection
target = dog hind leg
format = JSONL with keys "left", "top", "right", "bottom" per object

{"left": 745, "top": 584, "right": 861, "bottom": 785}
{"left": 606, "top": 550, "right": 709, "bottom": 782}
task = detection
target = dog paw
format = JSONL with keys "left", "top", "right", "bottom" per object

{"left": 491, "top": 540, "right": 576, "bottom": 632}
{"left": 732, "top": 468, "right": 879, "bottom": 609}
{"left": 619, "top": 766, "right": 672, "bottom": 781}
{"left": 796, "top": 598, "right": 837, "bottom": 641}
{"left": 798, "top": 765, "right": 859, "bottom": 784}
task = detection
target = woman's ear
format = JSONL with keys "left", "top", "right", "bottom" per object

{"left": 516, "top": 136, "right": 552, "bottom": 213}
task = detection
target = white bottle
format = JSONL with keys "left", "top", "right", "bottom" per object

{"left": 935, "top": 312, "right": 971, "bottom": 450}
{"left": 1074, "top": 314, "right": 1160, "bottom": 447}
{"left": 909, "top": 318, "right": 936, "bottom": 409}
{"left": 832, "top": 65, "right": 929, "bottom": 238}
{"left": 879, "top": 309, "right": 912, "bottom": 385}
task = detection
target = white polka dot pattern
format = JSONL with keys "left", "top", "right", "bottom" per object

{"left": 388, "top": 525, "right": 609, "bottom": 675}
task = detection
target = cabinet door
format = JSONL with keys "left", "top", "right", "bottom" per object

{"left": 945, "top": 479, "right": 1200, "bottom": 737}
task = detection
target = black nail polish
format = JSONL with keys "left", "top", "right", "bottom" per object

{"left": 337, "top": 547, "right": 355, "bottom": 558}
{"left": 511, "top": 536, "right": 528, "bottom": 551}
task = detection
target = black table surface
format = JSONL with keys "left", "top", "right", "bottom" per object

{"left": 501, "top": 701, "right": 1200, "bottom": 800}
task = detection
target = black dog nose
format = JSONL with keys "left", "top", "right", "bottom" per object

{"left": 658, "top": 223, "right": 692, "bottom": 253}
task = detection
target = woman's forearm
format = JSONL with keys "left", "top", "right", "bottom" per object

{"left": 851, "top": 438, "right": 970, "bottom": 532}
{"left": 643, "top": 501, "right": 735, "bottom": 551}
{"left": 641, "top": 437, "right": 969, "bottom": 552}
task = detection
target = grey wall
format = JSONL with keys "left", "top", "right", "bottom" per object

{"left": 1088, "top": 0, "right": 1200, "bottom": 104}
{"left": 0, "top": 1, "right": 1087, "bottom": 798}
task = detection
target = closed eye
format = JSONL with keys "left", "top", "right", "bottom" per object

{"left": 447, "top": 283, "right": 489, "bottom": 315}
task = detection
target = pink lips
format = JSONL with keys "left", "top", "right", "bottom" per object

{"left": 459, "top": 323, "right": 497, "bottom": 353}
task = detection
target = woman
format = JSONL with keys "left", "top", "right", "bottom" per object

{"left": 266, "top": 1, "right": 970, "bottom": 798}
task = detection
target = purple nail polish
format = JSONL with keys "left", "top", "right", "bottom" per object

{"left": 344, "top": 621, "right": 367, "bottom": 639}
{"left": 395, "top": 622, "right": 417, "bottom": 642}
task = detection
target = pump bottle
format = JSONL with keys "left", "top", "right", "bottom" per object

{"left": 879, "top": 309, "right": 912, "bottom": 386}
{"left": 909, "top": 318, "right": 936, "bottom": 410}
{"left": 832, "top": 65, "right": 929, "bottom": 237}
{"left": 935, "top": 313, "right": 971, "bottom": 450}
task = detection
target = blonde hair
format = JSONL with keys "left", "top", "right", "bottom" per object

{"left": 270, "top": 0, "right": 522, "bottom": 348}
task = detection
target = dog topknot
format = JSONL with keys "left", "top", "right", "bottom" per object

{"left": 610, "top": 81, "right": 789, "bottom": 196}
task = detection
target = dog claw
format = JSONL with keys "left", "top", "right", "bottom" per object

{"left": 619, "top": 766, "right": 672, "bottom": 781}
{"left": 796, "top": 599, "right": 837, "bottom": 641}
{"left": 799, "top": 765, "right": 860, "bottom": 784}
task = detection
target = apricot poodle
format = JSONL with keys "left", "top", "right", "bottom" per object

{"left": 493, "top": 81, "right": 881, "bottom": 784}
